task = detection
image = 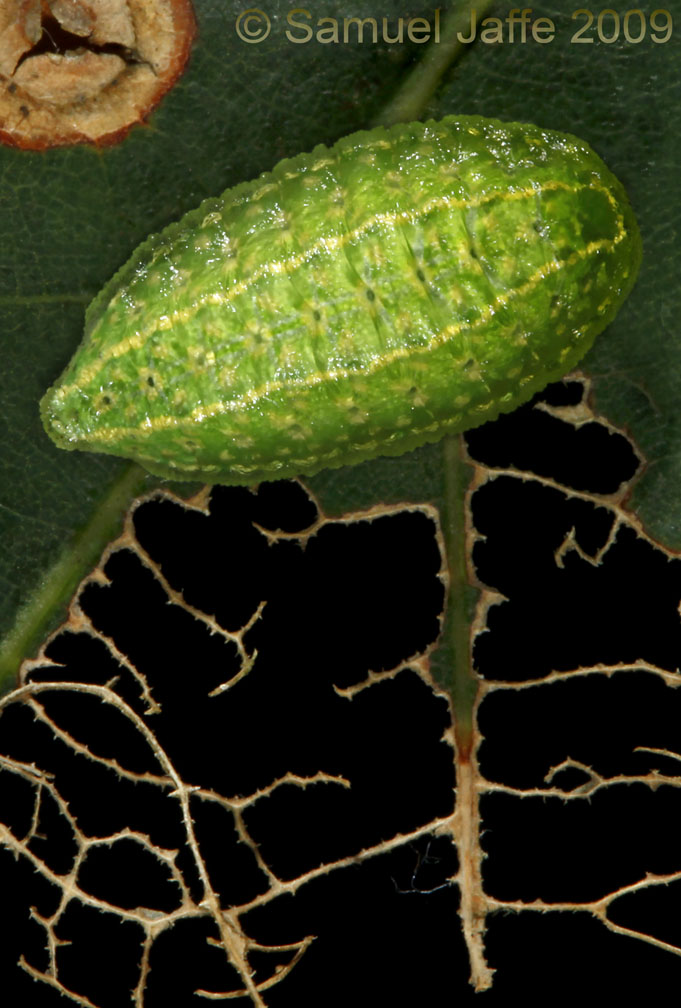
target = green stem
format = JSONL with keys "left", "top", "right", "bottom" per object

{"left": 0, "top": 462, "right": 150, "bottom": 693}
{"left": 371, "top": 1, "right": 494, "bottom": 128}
{"left": 369, "top": 3, "right": 486, "bottom": 743}
{"left": 440, "top": 435, "right": 478, "bottom": 751}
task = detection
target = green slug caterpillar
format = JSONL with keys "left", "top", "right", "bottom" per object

{"left": 41, "top": 115, "right": 641, "bottom": 484}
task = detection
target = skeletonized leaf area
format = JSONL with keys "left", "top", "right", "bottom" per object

{"left": 3, "top": 378, "right": 681, "bottom": 1004}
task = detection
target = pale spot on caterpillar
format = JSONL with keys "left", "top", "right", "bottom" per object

{"left": 347, "top": 406, "right": 368, "bottom": 426}
{"left": 201, "top": 211, "right": 223, "bottom": 228}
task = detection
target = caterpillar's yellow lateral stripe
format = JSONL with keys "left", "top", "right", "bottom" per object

{"left": 81, "top": 226, "right": 624, "bottom": 446}
{"left": 56, "top": 178, "right": 616, "bottom": 398}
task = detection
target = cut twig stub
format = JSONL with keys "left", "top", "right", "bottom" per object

{"left": 0, "top": 0, "right": 196, "bottom": 149}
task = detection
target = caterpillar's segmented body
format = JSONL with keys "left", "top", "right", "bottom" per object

{"left": 41, "top": 115, "right": 641, "bottom": 483}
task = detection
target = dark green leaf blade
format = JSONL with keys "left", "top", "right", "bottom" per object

{"left": 0, "top": 0, "right": 425, "bottom": 692}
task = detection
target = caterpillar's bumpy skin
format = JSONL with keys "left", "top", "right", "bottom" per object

{"left": 41, "top": 115, "right": 641, "bottom": 484}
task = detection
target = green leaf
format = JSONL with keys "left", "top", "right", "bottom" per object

{"left": 0, "top": 0, "right": 426, "bottom": 692}
{"left": 1, "top": 0, "right": 678, "bottom": 692}
{"left": 2, "top": 4, "right": 681, "bottom": 998}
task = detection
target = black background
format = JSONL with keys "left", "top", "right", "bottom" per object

{"left": 3, "top": 378, "right": 681, "bottom": 1005}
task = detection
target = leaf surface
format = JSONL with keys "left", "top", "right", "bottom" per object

{"left": 0, "top": 0, "right": 425, "bottom": 690}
